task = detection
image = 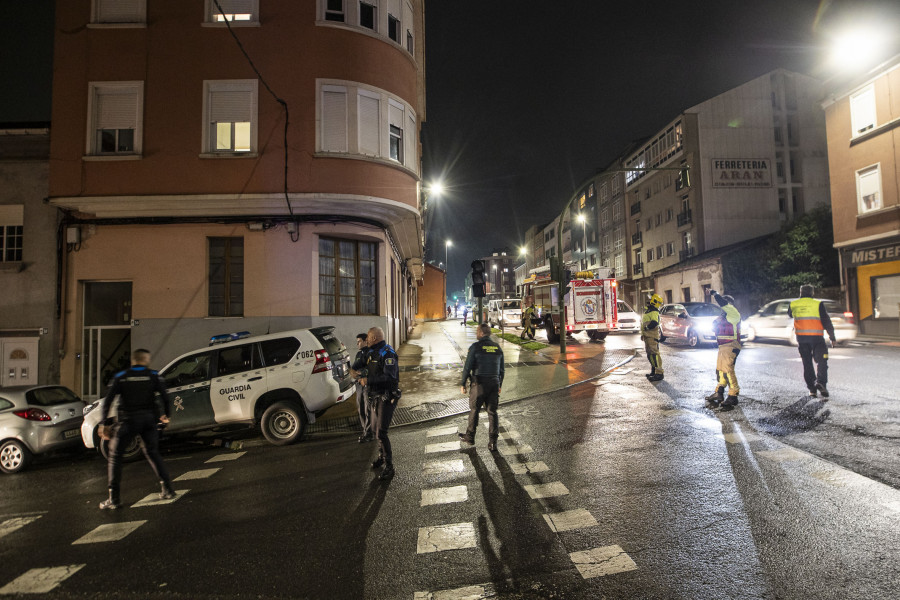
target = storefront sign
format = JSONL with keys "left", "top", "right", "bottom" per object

{"left": 711, "top": 159, "right": 772, "bottom": 188}
{"left": 846, "top": 242, "right": 900, "bottom": 266}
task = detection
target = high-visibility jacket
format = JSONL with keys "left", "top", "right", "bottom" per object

{"left": 714, "top": 304, "right": 742, "bottom": 345}
{"left": 641, "top": 306, "right": 660, "bottom": 340}
{"left": 790, "top": 297, "right": 824, "bottom": 338}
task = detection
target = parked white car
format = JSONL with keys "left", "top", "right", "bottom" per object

{"left": 613, "top": 300, "right": 640, "bottom": 333}
{"left": 488, "top": 298, "right": 522, "bottom": 328}
{"left": 744, "top": 298, "right": 858, "bottom": 345}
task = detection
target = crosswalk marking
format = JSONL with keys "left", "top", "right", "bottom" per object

{"left": 416, "top": 522, "right": 477, "bottom": 554}
{"left": 0, "top": 516, "right": 42, "bottom": 540}
{"left": 569, "top": 545, "right": 638, "bottom": 578}
{"left": 131, "top": 489, "right": 189, "bottom": 508}
{"left": 542, "top": 508, "right": 598, "bottom": 532}
{"left": 498, "top": 431, "right": 521, "bottom": 440}
{"left": 72, "top": 521, "right": 146, "bottom": 545}
{"left": 757, "top": 448, "right": 806, "bottom": 463}
{"left": 723, "top": 432, "right": 761, "bottom": 444}
{"left": 174, "top": 468, "right": 220, "bottom": 481}
{"left": 414, "top": 584, "right": 488, "bottom": 599}
{"left": 421, "top": 486, "right": 468, "bottom": 507}
{"left": 426, "top": 426, "right": 460, "bottom": 438}
{"left": 508, "top": 461, "right": 549, "bottom": 475}
{"left": 0, "top": 565, "right": 86, "bottom": 594}
{"left": 498, "top": 444, "right": 533, "bottom": 456}
{"left": 422, "top": 459, "right": 466, "bottom": 475}
{"left": 205, "top": 452, "right": 246, "bottom": 463}
{"left": 425, "top": 441, "right": 462, "bottom": 454}
{"left": 523, "top": 481, "right": 569, "bottom": 500}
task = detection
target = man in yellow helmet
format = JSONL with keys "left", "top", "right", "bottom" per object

{"left": 706, "top": 291, "right": 742, "bottom": 410}
{"left": 788, "top": 284, "right": 836, "bottom": 398}
{"left": 641, "top": 293, "right": 665, "bottom": 382}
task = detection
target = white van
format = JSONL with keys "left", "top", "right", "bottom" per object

{"left": 488, "top": 298, "right": 522, "bottom": 328}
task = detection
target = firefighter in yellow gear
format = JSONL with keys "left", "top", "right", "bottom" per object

{"left": 788, "top": 284, "right": 836, "bottom": 398}
{"left": 706, "top": 291, "right": 741, "bottom": 410}
{"left": 520, "top": 299, "right": 536, "bottom": 340}
{"left": 641, "top": 294, "right": 664, "bottom": 382}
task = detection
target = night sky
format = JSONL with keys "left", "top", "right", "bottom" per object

{"left": 2, "top": 1, "right": 899, "bottom": 294}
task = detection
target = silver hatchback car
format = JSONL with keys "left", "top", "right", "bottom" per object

{"left": 0, "top": 385, "right": 86, "bottom": 474}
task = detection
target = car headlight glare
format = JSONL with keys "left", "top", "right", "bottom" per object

{"left": 83, "top": 401, "right": 99, "bottom": 416}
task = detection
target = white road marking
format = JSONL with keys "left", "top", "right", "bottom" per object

{"left": 570, "top": 545, "right": 638, "bottom": 578}
{"left": 205, "top": 452, "right": 246, "bottom": 463}
{"left": 72, "top": 521, "right": 146, "bottom": 545}
{"left": 722, "top": 432, "right": 761, "bottom": 444}
{"left": 810, "top": 470, "right": 849, "bottom": 487}
{"left": 0, "top": 516, "right": 42, "bottom": 540}
{"left": 523, "top": 481, "right": 569, "bottom": 500}
{"left": 131, "top": 490, "right": 189, "bottom": 508}
{"left": 425, "top": 441, "right": 462, "bottom": 454}
{"left": 542, "top": 508, "right": 598, "bottom": 532}
{"left": 426, "top": 426, "right": 460, "bottom": 438}
{"left": 416, "top": 522, "right": 477, "bottom": 554}
{"left": 422, "top": 459, "right": 465, "bottom": 475}
{"left": 498, "top": 444, "right": 533, "bottom": 456}
{"left": 661, "top": 409, "right": 687, "bottom": 417}
{"left": 498, "top": 431, "right": 521, "bottom": 440}
{"left": 414, "top": 584, "right": 488, "bottom": 599}
{"left": 882, "top": 500, "right": 900, "bottom": 514}
{"left": 174, "top": 468, "right": 220, "bottom": 481}
{"left": 0, "top": 565, "right": 86, "bottom": 594}
{"left": 421, "top": 485, "right": 469, "bottom": 507}
{"left": 508, "top": 461, "right": 549, "bottom": 475}
{"left": 757, "top": 448, "right": 807, "bottom": 463}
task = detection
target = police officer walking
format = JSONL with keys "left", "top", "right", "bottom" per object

{"left": 641, "top": 294, "right": 665, "bottom": 382}
{"left": 98, "top": 348, "right": 176, "bottom": 509}
{"left": 350, "top": 333, "right": 372, "bottom": 443}
{"left": 458, "top": 323, "right": 506, "bottom": 451}
{"left": 360, "top": 327, "right": 400, "bottom": 480}
{"left": 706, "top": 291, "right": 742, "bottom": 410}
{"left": 788, "top": 284, "right": 837, "bottom": 398}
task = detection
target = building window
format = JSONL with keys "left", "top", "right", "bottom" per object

{"left": 612, "top": 176, "right": 620, "bottom": 194}
{"left": 404, "top": 0, "right": 414, "bottom": 53}
{"left": 856, "top": 164, "right": 882, "bottom": 213}
{"left": 614, "top": 253, "right": 624, "bottom": 278}
{"left": 321, "top": 85, "right": 348, "bottom": 152}
{"left": 873, "top": 275, "right": 900, "bottom": 318}
{"left": 682, "top": 287, "right": 691, "bottom": 302}
{"left": 666, "top": 208, "right": 673, "bottom": 222}
{"left": 666, "top": 241, "right": 674, "bottom": 256}
{"left": 388, "top": 99, "right": 404, "bottom": 162}
{"left": 0, "top": 205, "right": 24, "bottom": 263}
{"left": 647, "top": 248, "right": 654, "bottom": 262}
{"left": 387, "top": 0, "right": 400, "bottom": 42}
{"left": 87, "top": 82, "right": 143, "bottom": 156}
{"left": 601, "top": 208, "right": 609, "bottom": 228}
{"left": 325, "top": 0, "right": 344, "bottom": 21}
{"left": 91, "top": 0, "right": 146, "bottom": 24}
{"left": 203, "top": 80, "right": 257, "bottom": 154}
{"left": 359, "top": 0, "right": 376, "bottom": 29}
{"left": 613, "top": 200, "right": 623, "bottom": 222}
{"left": 319, "top": 238, "right": 377, "bottom": 315}
{"left": 209, "top": 237, "right": 244, "bottom": 317}
{"left": 614, "top": 226, "right": 623, "bottom": 250}
{"left": 850, "top": 85, "right": 876, "bottom": 136}
{"left": 657, "top": 245, "right": 663, "bottom": 259}
{"left": 205, "top": 0, "right": 258, "bottom": 23}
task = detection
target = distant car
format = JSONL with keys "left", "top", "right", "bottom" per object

{"left": 659, "top": 302, "right": 750, "bottom": 347}
{"left": 744, "top": 298, "right": 858, "bottom": 345}
{"left": 81, "top": 328, "right": 354, "bottom": 461}
{"left": 0, "top": 385, "right": 86, "bottom": 474}
{"left": 613, "top": 300, "right": 640, "bottom": 333}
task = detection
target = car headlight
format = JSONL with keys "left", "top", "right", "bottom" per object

{"left": 83, "top": 401, "right": 100, "bottom": 416}
{"left": 698, "top": 322, "right": 715, "bottom": 336}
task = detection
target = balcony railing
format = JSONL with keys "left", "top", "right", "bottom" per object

{"left": 631, "top": 232, "right": 642, "bottom": 245}
{"left": 633, "top": 262, "right": 643, "bottom": 275}
{"left": 679, "top": 247, "right": 695, "bottom": 261}
{"left": 630, "top": 201, "right": 641, "bottom": 216}
{"left": 677, "top": 209, "right": 692, "bottom": 227}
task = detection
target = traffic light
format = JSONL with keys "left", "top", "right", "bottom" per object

{"left": 471, "top": 260, "right": 486, "bottom": 297}
{"left": 549, "top": 257, "right": 561, "bottom": 283}
{"left": 562, "top": 267, "right": 573, "bottom": 297}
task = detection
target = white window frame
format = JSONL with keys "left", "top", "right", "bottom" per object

{"left": 849, "top": 85, "right": 876, "bottom": 137}
{"left": 403, "top": 0, "right": 414, "bottom": 53}
{"left": 90, "top": 0, "right": 146, "bottom": 25}
{"left": 320, "top": 85, "right": 349, "bottom": 153}
{"left": 201, "top": 80, "right": 258, "bottom": 157}
{"left": 317, "top": 0, "right": 414, "bottom": 56}
{"left": 388, "top": 98, "right": 405, "bottom": 163}
{"left": 359, "top": 0, "right": 378, "bottom": 31}
{"left": 324, "top": 0, "right": 345, "bottom": 22}
{"left": 0, "top": 205, "right": 24, "bottom": 263}
{"left": 856, "top": 164, "right": 883, "bottom": 214}
{"left": 85, "top": 81, "right": 143, "bottom": 158}
{"left": 204, "top": 0, "right": 259, "bottom": 25}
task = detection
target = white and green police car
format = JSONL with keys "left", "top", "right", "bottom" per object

{"left": 81, "top": 328, "right": 354, "bottom": 459}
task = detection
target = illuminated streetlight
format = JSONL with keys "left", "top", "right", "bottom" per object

{"left": 827, "top": 27, "right": 890, "bottom": 73}
{"left": 445, "top": 239, "right": 452, "bottom": 268}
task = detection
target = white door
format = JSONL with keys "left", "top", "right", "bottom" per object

{"left": 1, "top": 338, "right": 39, "bottom": 388}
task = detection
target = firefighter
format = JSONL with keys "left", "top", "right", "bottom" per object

{"left": 641, "top": 294, "right": 664, "bottom": 382}
{"left": 706, "top": 291, "right": 741, "bottom": 410}
{"left": 788, "top": 284, "right": 837, "bottom": 398}
{"left": 520, "top": 298, "right": 536, "bottom": 340}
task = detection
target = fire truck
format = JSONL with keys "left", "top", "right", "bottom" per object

{"left": 522, "top": 265, "right": 618, "bottom": 343}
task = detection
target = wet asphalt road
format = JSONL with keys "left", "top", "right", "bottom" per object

{"left": 1, "top": 338, "right": 898, "bottom": 599}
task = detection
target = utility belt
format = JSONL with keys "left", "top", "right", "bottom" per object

{"left": 474, "top": 375, "right": 500, "bottom": 384}
{"left": 369, "top": 387, "right": 402, "bottom": 402}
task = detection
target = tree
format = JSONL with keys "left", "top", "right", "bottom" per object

{"left": 767, "top": 206, "right": 839, "bottom": 296}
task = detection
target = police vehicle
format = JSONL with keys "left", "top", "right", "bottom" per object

{"left": 81, "top": 328, "right": 354, "bottom": 460}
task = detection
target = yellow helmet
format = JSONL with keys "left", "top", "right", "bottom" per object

{"left": 649, "top": 294, "right": 663, "bottom": 308}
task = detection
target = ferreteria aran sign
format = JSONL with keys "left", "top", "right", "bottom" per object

{"left": 711, "top": 158, "right": 772, "bottom": 188}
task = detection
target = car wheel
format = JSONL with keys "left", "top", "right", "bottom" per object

{"left": 261, "top": 400, "right": 308, "bottom": 446}
{"left": 99, "top": 435, "right": 143, "bottom": 463}
{"left": 687, "top": 329, "right": 700, "bottom": 348}
{"left": 545, "top": 324, "right": 560, "bottom": 344}
{"left": 0, "top": 439, "right": 32, "bottom": 474}
{"left": 588, "top": 330, "right": 608, "bottom": 341}
{"left": 788, "top": 329, "right": 798, "bottom": 346}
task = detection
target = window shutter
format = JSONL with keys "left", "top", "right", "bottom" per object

{"left": 850, "top": 87, "right": 876, "bottom": 135}
{"left": 210, "top": 91, "right": 252, "bottom": 123}
{"left": 322, "top": 90, "right": 348, "bottom": 152}
{"left": 358, "top": 93, "right": 380, "bottom": 156}
{"left": 405, "top": 111, "right": 416, "bottom": 168}
{"left": 96, "top": 91, "right": 137, "bottom": 129}
{"left": 97, "top": 0, "right": 144, "bottom": 22}
{"left": 214, "top": 0, "right": 255, "bottom": 14}
{"left": 388, "top": 99, "right": 404, "bottom": 129}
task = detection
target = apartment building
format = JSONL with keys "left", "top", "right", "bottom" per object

{"left": 481, "top": 249, "right": 516, "bottom": 299}
{"left": 48, "top": 0, "right": 425, "bottom": 398}
{"left": 823, "top": 54, "right": 900, "bottom": 338}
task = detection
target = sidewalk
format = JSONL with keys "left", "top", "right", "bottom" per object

{"left": 311, "top": 319, "right": 635, "bottom": 434}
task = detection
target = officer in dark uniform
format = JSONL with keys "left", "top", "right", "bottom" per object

{"left": 360, "top": 327, "right": 400, "bottom": 481}
{"left": 98, "top": 348, "right": 176, "bottom": 509}
{"left": 350, "top": 333, "right": 372, "bottom": 443}
{"left": 458, "top": 323, "right": 506, "bottom": 451}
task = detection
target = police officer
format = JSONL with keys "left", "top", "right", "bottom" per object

{"left": 98, "top": 348, "right": 176, "bottom": 509}
{"left": 458, "top": 323, "right": 506, "bottom": 451}
{"left": 350, "top": 333, "right": 372, "bottom": 443}
{"left": 706, "top": 291, "right": 742, "bottom": 410}
{"left": 360, "top": 327, "right": 400, "bottom": 480}
{"left": 641, "top": 294, "right": 665, "bottom": 382}
{"left": 788, "top": 284, "right": 837, "bottom": 398}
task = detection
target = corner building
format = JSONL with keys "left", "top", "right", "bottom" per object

{"left": 49, "top": 0, "right": 426, "bottom": 399}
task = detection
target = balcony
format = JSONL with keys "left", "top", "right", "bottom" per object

{"left": 630, "top": 201, "right": 641, "bottom": 216}
{"left": 677, "top": 209, "right": 692, "bottom": 227}
{"left": 679, "top": 247, "right": 695, "bottom": 261}
{"left": 631, "top": 232, "right": 642, "bottom": 245}
{"left": 633, "top": 262, "right": 643, "bottom": 275}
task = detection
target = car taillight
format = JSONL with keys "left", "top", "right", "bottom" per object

{"left": 311, "top": 349, "right": 333, "bottom": 373}
{"left": 843, "top": 311, "right": 855, "bottom": 324}
{"left": 13, "top": 408, "right": 52, "bottom": 422}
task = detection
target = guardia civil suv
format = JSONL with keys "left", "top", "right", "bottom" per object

{"left": 81, "top": 328, "right": 354, "bottom": 460}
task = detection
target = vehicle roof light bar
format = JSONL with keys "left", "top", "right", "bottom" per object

{"left": 209, "top": 331, "right": 251, "bottom": 346}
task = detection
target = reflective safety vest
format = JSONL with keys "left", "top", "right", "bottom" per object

{"left": 714, "top": 304, "right": 742, "bottom": 345}
{"left": 790, "top": 297, "right": 824, "bottom": 337}
{"left": 641, "top": 307, "right": 660, "bottom": 340}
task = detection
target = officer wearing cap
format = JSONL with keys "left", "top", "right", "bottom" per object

{"left": 458, "top": 323, "right": 506, "bottom": 451}
{"left": 641, "top": 294, "right": 665, "bottom": 382}
{"left": 360, "top": 327, "right": 400, "bottom": 480}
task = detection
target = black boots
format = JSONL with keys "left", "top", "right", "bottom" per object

{"left": 719, "top": 396, "right": 739, "bottom": 411}
{"left": 457, "top": 432, "right": 475, "bottom": 445}
{"left": 371, "top": 455, "right": 385, "bottom": 469}
{"left": 159, "top": 481, "right": 176, "bottom": 500}
{"left": 488, "top": 440, "right": 497, "bottom": 452}
{"left": 378, "top": 463, "right": 395, "bottom": 480}
{"left": 99, "top": 490, "right": 121, "bottom": 510}
{"left": 705, "top": 388, "right": 724, "bottom": 408}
